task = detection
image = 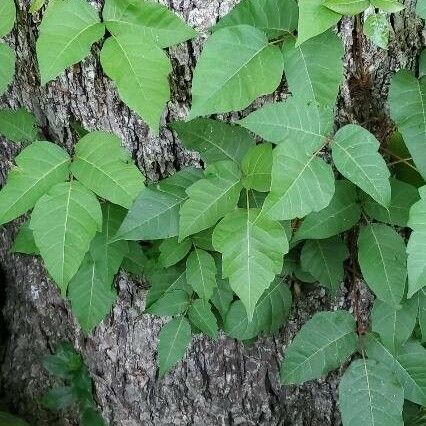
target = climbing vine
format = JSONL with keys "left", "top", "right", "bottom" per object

{"left": 0, "top": 0, "right": 426, "bottom": 424}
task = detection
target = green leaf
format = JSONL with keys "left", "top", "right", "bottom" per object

{"left": 241, "top": 143, "right": 272, "bottom": 192}
{"left": 188, "top": 25, "right": 284, "bottom": 119}
{"left": 280, "top": 310, "right": 357, "bottom": 384}
{"left": 0, "top": 108, "right": 38, "bottom": 143}
{"left": 262, "top": 138, "right": 335, "bottom": 220}
{"left": 213, "top": 0, "right": 298, "bottom": 39}
{"left": 36, "top": 0, "right": 105, "bottom": 84}
{"left": 0, "top": 43, "right": 15, "bottom": 95}
{"left": 171, "top": 119, "right": 255, "bottom": 165}
{"left": 81, "top": 407, "right": 105, "bottom": 426}
{"left": 71, "top": 131, "right": 144, "bottom": 208}
{"left": 300, "top": 237, "right": 349, "bottom": 295}
{"left": 296, "top": 0, "right": 341, "bottom": 46}
{"left": 370, "top": 0, "right": 405, "bottom": 13}
{"left": 145, "top": 290, "right": 189, "bottom": 316}
{"left": 0, "top": 0, "right": 15, "bottom": 37}
{"left": 339, "top": 357, "right": 404, "bottom": 426}
{"left": 418, "top": 288, "right": 426, "bottom": 342}
{"left": 211, "top": 256, "right": 234, "bottom": 321}
{"left": 29, "top": 0, "right": 46, "bottom": 14}
{"left": 293, "top": 180, "right": 361, "bottom": 242}
{"left": 213, "top": 208, "right": 288, "bottom": 320}
{"left": 371, "top": 298, "right": 418, "bottom": 352}
{"left": 42, "top": 386, "right": 77, "bottom": 411}
{"left": 358, "top": 223, "right": 406, "bottom": 307}
{"left": 363, "top": 13, "right": 389, "bottom": 50}
{"left": 121, "top": 241, "right": 146, "bottom": 276}
{"left": 186, "top": 247, "right": 217, "bottom": 300}
{"left": 364, "top": 333, "right": 426, "bottom": 406}
{"left": 158, "top": 316, "right": 191, "bottom": 376}
{"left": 159, "top": 237, "right": 192, "bottom": 268}
{"left": 100, "top": 34, "right": 171, "bottom": 132}
{"left": 43, "top": 342, "right": 82, "bottom": 379}
{"left": 332, "top": 124, "right": 391, "bottom": 207}
{"left": 0, "top": 412, "right": 29, "bottom": 426}
{"left": 417, "top": 0, "right": 426, "bottom": 19}
{"left": 282, "top": 31, "right": 344, "bottom": 107}
{"left": 11, "top": 221, "right": 39, "bottom": 255}
{"left": 30, "top": 181, "right": 102, "bottom": 291}
{"left": 238, "top": 97, "right": 333, "bottom": 148}
{"left": 0, "top": 141, "right": 71, "bottom": 226}
{"left": 188, "top": 299, "right": 218, "bottom": 338}
{"left": 102, "top": 0, "right": 196, "bottom": 49}
{"left": 114, "top": 167, "right": 202, "bottom": 241}
{"left": 179, "top": 161, "right": 242, "bottom": 240}
{"left": 420, "top": 49, "right": 426, "bottom": 78}
{"left": 361, "top": 178, "right": 419, "bottom": 227}
{"left": 323, "top": 0, "right": 369, "bottom": 15}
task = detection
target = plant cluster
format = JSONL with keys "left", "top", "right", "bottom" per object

{"left": 1, "top": 0, "right": 426, "bottom": 424}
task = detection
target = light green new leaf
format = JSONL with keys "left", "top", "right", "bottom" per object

{"left": 158, "top": 316, "right": 191, "bottom": 376}
{"left": 0, "top": 109, "right": 38, "bottom": 143}
{"left": 0, "top": 141, "right": 70, "bottom": 226}
{"left": 179, "top": 161, "right": 242, "bottom": 240}
{"left": 241, "top": 143, "right": 272, "bottom": 192}
{"left": 370, "top": 0, "right": 404, "bottom": 13}
{"left": 293, "top": 180, "right": 361, "bottom": 242}
{"left": 213, "top": 208, "right": 288, "bottom": 320}
{"left": 68, "top": 254, "right": 117, "bottom": 333}
{"left": 339, "top": 357, "right": 404, "bottom": 426}
{"left": 188, "top": 299, "right": 218, "bottom": 338}
{"left": 417, "top": 0, "right": 426, "bottom": 19}
{"left": 296, "top": 0, "right": 341, "bottom": 46}
{"left": 189, "top": 25, "right": 284, "bottom": 119}
{"left": 145, "top": 290, "right": 189, "bottom": 316}
{"left": 114, "top": 167, "right": 202, "bottom": 241}
{"left": 0, "top": 43, "right": 15, "bottom": 95}
{"left": 159, "top": 237, "right": 192, "bottom": 268}
{"left": 0, "top": 0, "right": 15, "bottom": 37}
{"left": 361, "top": 178, "right": 419, "bottom": 227}
{"left": 102, "top": 0, "right": 197, "bottom": 48}
{"left": 71, "top": 131, "right": 144, "bottom": 208}
{"left": 280, "top": 310, "right": 357, "bottom": 384}
{"left": 121, "top": 241, "right": 146, "bottom": 276}
{"left": 371, "top": 298, "right": 418, "bottom": 352}
{"left": 29, "top": 0, "right": 46, "bottom": 14}
{"left": 301, "top": 237, "right": 349, "bottom": 295}
{"left": 363, "top": 13, "right": 389, "bottom": 49}
{"left": 262, "top": 138, "right": 335, "bottom": 220}
{"left": 36, "top": 0, "right": 105, "bottom": 84}
{"left": 418, "top": 288, "right": 426, "bottom": 342}
{"left": 213, "top": 0, "right": 298, "bottom": 39}
{"left": 323, "top": 0, "right": 369, "bottom": 15}
{"left": 282, "top": 31, "right": 344, "bottom": 107}
{"left": 171, "top": 118, "right": 255, "bottom": 165}
{"left": 100, "top": 33, "right": 171, "bottom": 132}
{"left": 332, "top": 124, "right": 391, "bottom": 207}
{"left": 238, "top": 97, "right": 333, "bottom": 148}
{"left": 186, "top": 247, "right": 217, "bottom": 300}
{"left": 11, "top": 221, "right": 39, "bottom": 255}
{"left": 30, "top": 181, "right": 102, "bottom": 291}
{"left": 358, "top": 223, "right": 406, "bottom": 307}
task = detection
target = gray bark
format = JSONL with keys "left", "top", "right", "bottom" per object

{"left": 0, "top": 0, "right": 423, "bottom": 425}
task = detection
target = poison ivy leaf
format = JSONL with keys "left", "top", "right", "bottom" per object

{"left": 332, "top": 124, "right": 391, "bottom": 207}
{"left": 280, "top": 310, "right": 357, "bottom": 384}
{"left": 239, "top": 189, "right": 267, "bottom": 209}
{"left": 145, "top": 289, "right": 189, "bottom": 316}
{"left": 159, "top": 237, "right": 192, "bottom": 268}
{"left": 71, "top": 131, "right": 144, "bottom": 208}
{"left": 294, "top": 263, "right": 317, "bottom": 283}
{"left": 241, "top": 143, "right": 272, "bottom": 192}
{"left": 296, "top": 0, "right": 341, "bottom": 46}
{"left": 0, "top": 141, "right": 70, "bottom": 226}
{"left": 191, "top": 228, "right": 214, "bottom": 252}
{"left": 370, "top": 0, "right": 405, "bottom": 12}
{"left": 100, "top": 34, "right": 171, "bottom": 132}
{"left": 300, "top": 237, "right": 349, "bottom": 295}
{"left": 293, "top": 180, "right": 361, "bottom": 242}
{"left": 81, "top": 407, "right": 105, "bottom": 426}
{"left": 282, "top": 31, "right": 344, "bottom": 107}
{"left": 417, "top": 0, "right": 426, "bottom": 19}
{"left": 188, "top": 25, "right": 284, "bottom": 119}
{"left": 213, "top": 208, "right": 288, "bottom": 320}
{"left": 361, "top": 178, "right": 419, "bottom": 227}
{"left": 171, "top": 119, "right": 255, "bottom": 165}
{"left": 213, "top": 0, "right": 298, "bottom": 39}
{"left": 179, "top": 161, "right": 242, "bottom": 240}
{"left": 223, "top": 300, "right": 259, "bottom": 340}
{"left": 114, "top": 167, "right": 202, "bottom": 241}
{"left": 0, "top": 43, "right": 15, "bottom": 95}
{"left": 29, "top": 0, "right": 46, "bottom": 14}
{"left": 188, "top": 299, "right": 218, "bottom": 338}
{"left": 323, "top": 0, "right": 369, "bottom": 15}
{"left": 339, "top": 357, "right": 404, "bottom": 426}
{"left": 121, "top": 241, "right": 146, "bottom": 276}
{"left": 238, "top": 97, "right": 333, "bottom": 148}
{"left": 364, "top": 333, "right": 426, "bottom": 406}
{"left": 0, "top": 0, "right": 15, "bottom": 37}
{"left": 36, "top": 0, "right": 105, "bottom": 84}
{"left": 11, "top": 221, "right": 39, "bottom": 255}
{"left": 211, "top": 257, "right": 233, "bottom": 321}
{"left": 42, "top": 386, "right": 77, "bottom": 411}
{"left": 363, "top": 13, "right": 389, "bottom": 49}
{"left": 371, "top": 298, "right": 418, "bottom": 352}
{"left": 418, "top": 288, "right": 426, "bottom": 342}
{"left": 262, "top": 138, "right": 335, "bottom": 220}
{"left": 30, "top": 181, "right": 102, "bottom": 291}
{"left": 42, "top": 342, "right": 82, "bottom": 378}
{"left": 102, "top": 0, "right": 197, "bottom": 48}
{"left": 358, "top": 223, "right": 406, "bottom": 307}
{"left": 158, "top": 316, "right": 191, "bottom": 376}
{"left": 186, "top": 247, "right": 217, "bottom": 300}
{"left": 0, "top": 108, "right": 38, "bottom": 143}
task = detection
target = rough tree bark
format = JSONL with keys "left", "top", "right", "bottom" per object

{"left": 0, "top": 1, "right": 423, "bottom": 425}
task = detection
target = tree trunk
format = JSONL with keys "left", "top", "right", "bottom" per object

{"left": 0, "top": 1, "right": 422, "bottom": 425}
